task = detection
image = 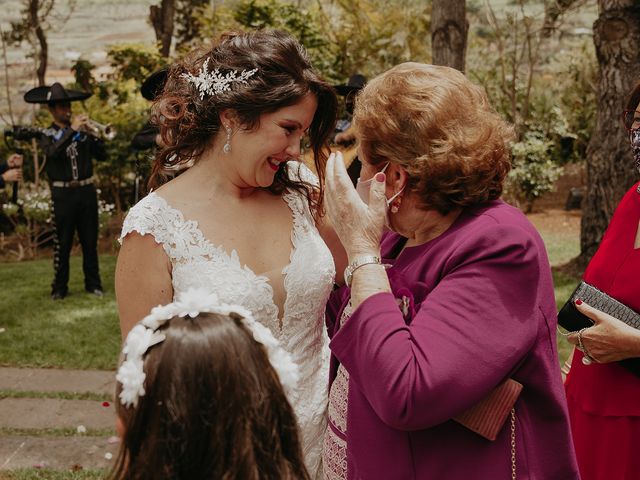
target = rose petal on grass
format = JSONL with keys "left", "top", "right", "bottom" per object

{"left": 105, "top": 452, "right": 113, "bottom": 460}
{"left": 107, "top": 436, "right": 120, "bottom": 444}
{"left": 77, "top": 425, "right": 87, "bottom": 434}
{"left": 102, "top": 401, "right": 110, "bottom": 407}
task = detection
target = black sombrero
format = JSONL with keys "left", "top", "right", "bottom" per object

{"left": 141, "top": 68, "right": 168, "bottom": 101}
{"left": 334, "top": 74, "right": 367, "bottom": 96}
{"left": 24, "top": 82, "right": 92, "bottom": 104}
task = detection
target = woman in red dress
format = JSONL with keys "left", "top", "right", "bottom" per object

{"left": 564, "top": 81, "right": 640, "bottom": 480}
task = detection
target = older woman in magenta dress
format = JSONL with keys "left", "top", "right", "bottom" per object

{"left": 564, "top": 81, "right": 640, "bottom": 480}
{"left": 321, "top": 63, "right": 579, "bottom": 479}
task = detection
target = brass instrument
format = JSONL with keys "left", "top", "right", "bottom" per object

{"left": 81, "top": 119, "right": 117, "bottom": 140}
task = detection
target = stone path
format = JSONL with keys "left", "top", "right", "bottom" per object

{"left": 0, "top": 367, "right": 119, "bottom": 472}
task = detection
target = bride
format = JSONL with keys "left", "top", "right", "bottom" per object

{"left": 115, "top": 30, "right": 343, "bottom": 477}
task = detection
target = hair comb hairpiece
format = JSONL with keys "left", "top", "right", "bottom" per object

{"left": 116, "top": 288, "right": 299, "bottom": 408}
{"left": 180, "top": 58, "right": 258, "bottom": 100}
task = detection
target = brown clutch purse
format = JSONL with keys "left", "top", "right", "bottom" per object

{"left": 453, "top": 378, "right": 523, "bottom": 441}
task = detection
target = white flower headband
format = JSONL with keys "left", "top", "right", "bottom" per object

{"left": 180, "top": 58, "right": 258, "bottom": 100}
{"left": 116, "top": 288, "right": 299, "bottom": 408}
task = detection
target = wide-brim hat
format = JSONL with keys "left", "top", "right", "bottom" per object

{"left": 141, "top": 68, "right": 168, "bottom": 101}
{"left": 24, "top": 82, "right": 92, "bottom": 104}
{"left": 334, "top": 73, "right": 367, "bottom": 96}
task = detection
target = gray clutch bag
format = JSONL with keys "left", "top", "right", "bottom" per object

{"left": 558, "top": 281, "right": 640, "bottom": 376}
{"left": 558, "top": 281, "right": 640, "bottom": 332}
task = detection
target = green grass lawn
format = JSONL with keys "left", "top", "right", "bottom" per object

{"left": 0, "top": 221, "right": 580, "bottom": 370}
{"left": 535, "top": 214, "right": 582, "bottom": 362}
{"left": 0, "top": 255, "right": 120, "bottom": 370}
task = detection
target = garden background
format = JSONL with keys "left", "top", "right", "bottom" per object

{"left": 0, "top": 0, "right": 637, "bottom": 477}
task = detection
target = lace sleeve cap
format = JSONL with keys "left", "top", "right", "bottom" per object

{"left": 118, "top": 194, "right": 171, "bottom": 246}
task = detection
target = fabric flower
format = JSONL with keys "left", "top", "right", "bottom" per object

{"left": 123, "top": 324, "right": 165, "bottom": 359}
{"left": 175, "top": 288, "right": 220, "bottom": 318}
{"left": 116, "top": 359, "right": 146, "bottom": 407}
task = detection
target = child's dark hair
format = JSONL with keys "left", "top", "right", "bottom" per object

{"left": 149, "top": 29, "right": 338, "bottom": 218}
{"left": 110, "top": 311, "right": 309, "bottom": 480}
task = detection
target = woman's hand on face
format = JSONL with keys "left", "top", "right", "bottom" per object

{"left": 324, "top": 151, "right": 386, "bottom": 259}
{"left": 566, "top": 300, "right": 640, "bottom": 363}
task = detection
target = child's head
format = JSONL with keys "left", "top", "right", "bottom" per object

{"left": 111, "top": 290, "right": 307, "bottom": 480}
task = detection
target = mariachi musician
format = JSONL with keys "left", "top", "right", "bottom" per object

{"left": 24, "top": 82, "right": 106, "bottom": 300}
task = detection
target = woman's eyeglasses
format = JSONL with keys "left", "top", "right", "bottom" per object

{"left": 622, "top": 109, "right": 640, "bottom": 131}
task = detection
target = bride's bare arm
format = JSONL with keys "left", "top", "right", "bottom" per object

{"left": 115, "top": 232, "right": 173, "bottom": 340}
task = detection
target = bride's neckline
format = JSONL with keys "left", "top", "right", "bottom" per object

{"left": 148, "top": 191, "right": 298, "bottom": 327}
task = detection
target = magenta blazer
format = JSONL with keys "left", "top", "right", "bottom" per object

{"left": 326, "top": 200, "right": 580, "bottom": 479}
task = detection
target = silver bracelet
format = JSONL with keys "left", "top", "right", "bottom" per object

{"left": 344, "top": 255, "right": 382, "bottom": 288}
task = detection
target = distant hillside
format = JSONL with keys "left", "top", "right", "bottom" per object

{"left": 1, "top": 0, "right": 156, "bottom": 125}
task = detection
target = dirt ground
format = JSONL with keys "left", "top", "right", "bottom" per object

{"left": 528, "top": 209, "right": 581, "bottom": 238}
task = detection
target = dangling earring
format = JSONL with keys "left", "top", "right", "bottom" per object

{"left": 223, "top": 126, "right": 232, "bottom": 154}
{"left": 390, "top": 196, "right": 402, "bottom": 214}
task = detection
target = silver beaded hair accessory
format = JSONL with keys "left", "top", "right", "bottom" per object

{"left": 116, "top": 288, "right": 299, "bottom": 408}
{"left": 180, "top": 58, "right": 258, "bottom": 100}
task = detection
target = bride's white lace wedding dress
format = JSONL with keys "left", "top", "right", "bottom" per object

{"left": 119, "top": 162, "right": 335, "bottom": 477}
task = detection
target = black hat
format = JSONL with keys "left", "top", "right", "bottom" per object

{"left": 23, "top": 82, "right": 92, "bottom": 104}
{"left": 334, "top": 74, "right": 367, "bottom": 96}
{"left": 141, "top": 68, "right": 168, "bottom": 101}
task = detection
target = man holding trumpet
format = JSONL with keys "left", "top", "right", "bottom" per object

{"left": 24, "top": 82, "right": 107, "bottom": 300}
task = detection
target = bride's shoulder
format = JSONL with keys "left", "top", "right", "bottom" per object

{"left": 119, "top": 191, "right": 178, "bottom": 245}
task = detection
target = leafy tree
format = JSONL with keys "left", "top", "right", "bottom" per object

{"left": 580, "top": 0, "right": 640, "bottom": 263}
{"left": 175, "top": 0, "right": 209, "bottom": 50}
{"left": 197, "top": 0, "right": 430, "bottom": 82}
{"left": 4, "top": 0, "right": 76, "bottom": 85}
{"left": 71, "top": 58, "right": 96, "bottom": 91}
{"left": 107, "top": 43, "right": 167, "bottom": 85}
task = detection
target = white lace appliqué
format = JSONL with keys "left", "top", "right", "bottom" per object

{"left": 119, "top": 162, "right": 335, "bottom": 478}
{"left": 323, "top": 304, "right": 353, "bottom": 480}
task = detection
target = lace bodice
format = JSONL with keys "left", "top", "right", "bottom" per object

{"left": 119, "top": 162, "right": 335, "bottom": 477}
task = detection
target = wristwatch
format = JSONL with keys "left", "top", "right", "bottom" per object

{"left": 344, "top": 255, "right": 382, "bottom": 288}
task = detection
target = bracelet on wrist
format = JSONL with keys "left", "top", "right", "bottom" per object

{"left": 344, "top": 255, "right": 383, "bottom": 288}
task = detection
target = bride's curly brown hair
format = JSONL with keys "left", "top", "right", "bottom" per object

{"left": 149, "top": 30, "right": 338, "bottom": 217}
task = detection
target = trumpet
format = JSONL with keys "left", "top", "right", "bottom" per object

{"left": 81, "top": 119, "right": 117, "bottom": 140}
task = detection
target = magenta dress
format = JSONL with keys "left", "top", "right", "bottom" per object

{"left": 324, "top": 200, "right": 579, "bottom": 479}
{"left": 565, "top": 182, "right": 640, "bottom": 480}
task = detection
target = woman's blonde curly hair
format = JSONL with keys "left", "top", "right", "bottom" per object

{"left": 354, "top": 62, "right": 515, "bottom": 215}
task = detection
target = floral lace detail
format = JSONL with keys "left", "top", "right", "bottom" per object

{"left": 323, "top": 428, "right": 348, "bottom": 480}
{"left": 119, "top": 162, "right": 335, "bottom": 477}
{"left": 323, "top": 305, "right": 353, "bottom": 480}
{"left": 328, "top": 365, "right": 349, "bottom": 433}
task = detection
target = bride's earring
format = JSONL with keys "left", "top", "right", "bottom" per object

{"left": 223, "top": 126, "right": 232, "bottom": 154}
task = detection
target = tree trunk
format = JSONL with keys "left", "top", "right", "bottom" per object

{"left": 150, "top": 0, "right": 175, "bottom": 57}
{"left": 29, "top": 0, "right": 48, "bottom": 86}
{"left": 430, "top": 0, "right": 468, "bottom": 72}
{"left": 579, "top": 1, "right": 640, "bottom": 263}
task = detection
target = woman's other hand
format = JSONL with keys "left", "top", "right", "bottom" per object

{"left": 324, "top": 151, "right": 385, "bottom": 259}
{"left": 567, "top": 300, "right": 640, "bottom": 363}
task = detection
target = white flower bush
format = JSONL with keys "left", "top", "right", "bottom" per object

{"left": 1, "top": 182, "right": 116, "bottom": 260}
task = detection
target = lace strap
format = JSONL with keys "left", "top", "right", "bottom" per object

{"left": 283, "top": 162, "right": 319, "bottom": 238}
{"left": 119, "top": 193, "right": 184, "bottom": 261}
{"left": 288, "top": 160, "right": 320, "bottom": 187}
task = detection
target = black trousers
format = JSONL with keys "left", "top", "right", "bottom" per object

{"left": 51, "top": 184, "right": 102, "bottom": 294}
